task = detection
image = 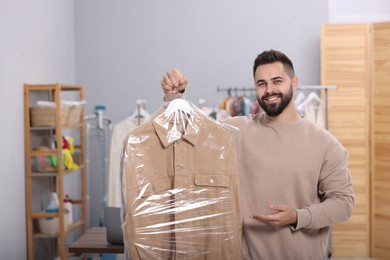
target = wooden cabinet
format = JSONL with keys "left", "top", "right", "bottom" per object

{"left": 370, "top": 21, "right": 390, "bottom": 260}
{"left": 24, "top": 83, "right": 87, "bottom": 259}
{"left": 321, "top": 22, "right": 390, "bottom": 259}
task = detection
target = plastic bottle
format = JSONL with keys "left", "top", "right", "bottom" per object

{"left": 40, "top": 192, "right": 59, "bottom": 234}
{"left": 45, "top": 192, "right": 59, "bottom": 219}
{"left": 64, "top": 194, "right": 73, "bottom": 226}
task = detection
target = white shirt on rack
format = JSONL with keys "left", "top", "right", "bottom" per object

{"left": 108, "top": 114, "right": 150, "bottom": 207}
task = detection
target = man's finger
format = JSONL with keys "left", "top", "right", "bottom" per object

{"left": 167, "top": 71, "right": 179, "bottom": 87}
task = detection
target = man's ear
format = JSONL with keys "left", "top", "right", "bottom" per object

{"left": 291, "top": 76, "right": 299, "bottom": 90}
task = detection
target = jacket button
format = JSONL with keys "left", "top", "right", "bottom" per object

{"left": 209, "top": 178, "right": 215, "bottom": 184}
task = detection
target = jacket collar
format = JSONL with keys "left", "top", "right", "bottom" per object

{"left": 151, "top": 109, "right": 202, "bottom": 148}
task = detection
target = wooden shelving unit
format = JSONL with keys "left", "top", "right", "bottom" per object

{"left": 24, "top": 83, "right": 87, "bottom": 259}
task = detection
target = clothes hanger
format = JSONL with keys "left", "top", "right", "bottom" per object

{"left": 295, "top": 92, "right": 306, "bottom": 104}
{"left": 297, "top": 91, "right": 323, "bottom": 111}
{"left": 131, "top": 107, "right": 149, "bottom": 119}
{"left": 164, "top": 99, "right": 192, "bottom": 117}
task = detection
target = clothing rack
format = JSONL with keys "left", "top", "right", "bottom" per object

{"left": 135, "top": 99, "right": 147, "bottom": 126}
{"left": 216, "top": 86, "right": 255, "bottom": 97}
{"left": 216, "top": 84, "right": 337, "bottom": 129}
{"left": 84, "top": 106, "right": 112, "bottom": 228}
{"left": 298, "top": 85, "right": 337, "bottom": 130}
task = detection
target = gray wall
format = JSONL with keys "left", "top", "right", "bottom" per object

{"left": 0, "top": 1, "right": 75, "bottom": 259}
{"left": 75, "top": 0, "right": 328, "bottom": 123}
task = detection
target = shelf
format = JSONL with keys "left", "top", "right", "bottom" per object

{"left": 33, "top": 221, "right": 83, "bottom": 238}
{"left": 32, "top": 211, "right": 59, "bottom": 219}
{"left": 30, "top": 124, "right": 83, "bottom": 131}
{"left": 24, "top": 83, "right": 87, "bottom": 260}
{"left": 27, "top": 84, "right": 83, "bottom": 92}
{"left": 30, "top": 166, "right": 84, "bottom": 177}
{"left": 29, "top": 147, "right": 83, "bottom": 155}
{"left": 30, "top": 150, "right": 57, "bottom": 157}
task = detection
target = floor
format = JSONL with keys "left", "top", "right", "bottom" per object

{"left": 328, "top": 248, "right": 378, "bottom": 260}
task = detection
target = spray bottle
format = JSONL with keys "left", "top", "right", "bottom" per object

{"left": 64, "top": 194, "right": 73, "bottom": 226}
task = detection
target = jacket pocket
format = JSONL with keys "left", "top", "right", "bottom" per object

{"left": 138, "top": 176, "right": 172, "bottom": 198}
{"left": 194, "top": 173, "right": 231, "bottom": 188}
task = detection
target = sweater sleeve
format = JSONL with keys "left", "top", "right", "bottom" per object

{"left": 292, "top": 208, "right": 312, "bottom": 230}
{"left": 297, "top": 140, "right": 354, "bottom": 230}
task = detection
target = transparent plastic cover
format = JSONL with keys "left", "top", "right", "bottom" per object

{"left": 121, "top": 98, "right": 242, "bottom": 259}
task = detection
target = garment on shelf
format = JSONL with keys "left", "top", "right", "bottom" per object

{"left": 121, "top": 98, "right": 242, "bottom": 259}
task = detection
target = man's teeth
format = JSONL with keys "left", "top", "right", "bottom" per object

{"left": 267, "top": 96, "right": 278, "bottom": 100}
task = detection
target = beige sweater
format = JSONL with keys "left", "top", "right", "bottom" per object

{"left": 225, "top": 113, "right": 354, "bottom": 260}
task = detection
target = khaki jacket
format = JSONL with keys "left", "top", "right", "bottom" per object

{"left": 121, "top": 101, "right": 242, "bottom": 260}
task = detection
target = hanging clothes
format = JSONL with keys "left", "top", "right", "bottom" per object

{"left": 107, "top": 109, "right": 150, "bottom": 207}
{"left": 305, "top": 104, "right": 317, "bottom": 124}
{"left": 231, "top": 96, "right": 244, "bottom": 116}
{"left": 294, "top": 91, "right": 306, "bottom": 117}
{"left": 296, "top": 91, "right": 325, "bottom": 127}
{"left": 316, "top": 104, "right": 325, "bottom": 128}
{"left": 121, "top": 98, "right": 242, "bottom": 260}
{"left": 218, "top": 86, "right": 258, "bottom": 116}
{"left": 219, "top": 95, "right": 233, "bottom": 110}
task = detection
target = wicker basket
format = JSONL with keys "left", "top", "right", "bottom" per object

{"left": 30, "top": 106, "right": 69, "bottom": 127}
{"left": 66, "top": 105, "right": 82, "bottom": 126}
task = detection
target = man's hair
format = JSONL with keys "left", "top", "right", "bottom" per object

{"left": 253, "top": 50, "right": 295, "bottom": 79}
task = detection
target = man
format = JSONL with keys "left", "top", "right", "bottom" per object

{"left": 160, "top": 49, "right": 354, "bottom": 260}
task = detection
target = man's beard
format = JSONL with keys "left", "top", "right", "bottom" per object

{"left": 257, "top": 85, "right": 293, "bottom": 117}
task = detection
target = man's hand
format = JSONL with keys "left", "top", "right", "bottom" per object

{"left": 161, "top": 69, "right": 188, "bottom": 94}
{"left": 250, "top": 204, "right": 298, "bottom": 227}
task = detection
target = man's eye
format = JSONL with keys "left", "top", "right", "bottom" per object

{"left": 273, "top": 80, "right": 282, "bottom": 85}
{"left": 257, "top": 82, "right": 266, "bottom": 87}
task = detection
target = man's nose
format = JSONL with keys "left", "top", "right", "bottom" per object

{"left": 264, "top": 83, "right": 273, "bottom": 93}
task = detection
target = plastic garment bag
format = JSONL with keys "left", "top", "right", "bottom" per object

{"left": 121, "top": 97, "right": 242, "bottom": 259}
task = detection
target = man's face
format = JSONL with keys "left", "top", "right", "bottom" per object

{"left": 254, "top": 62, "right": 295, "bottom": 117}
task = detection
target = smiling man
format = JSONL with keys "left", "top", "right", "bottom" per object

{"left": 160, "top": 49, "right": 354, "bottom": 260}
{"left": 255, "top": 59, "right": 296, "bottom": 118}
